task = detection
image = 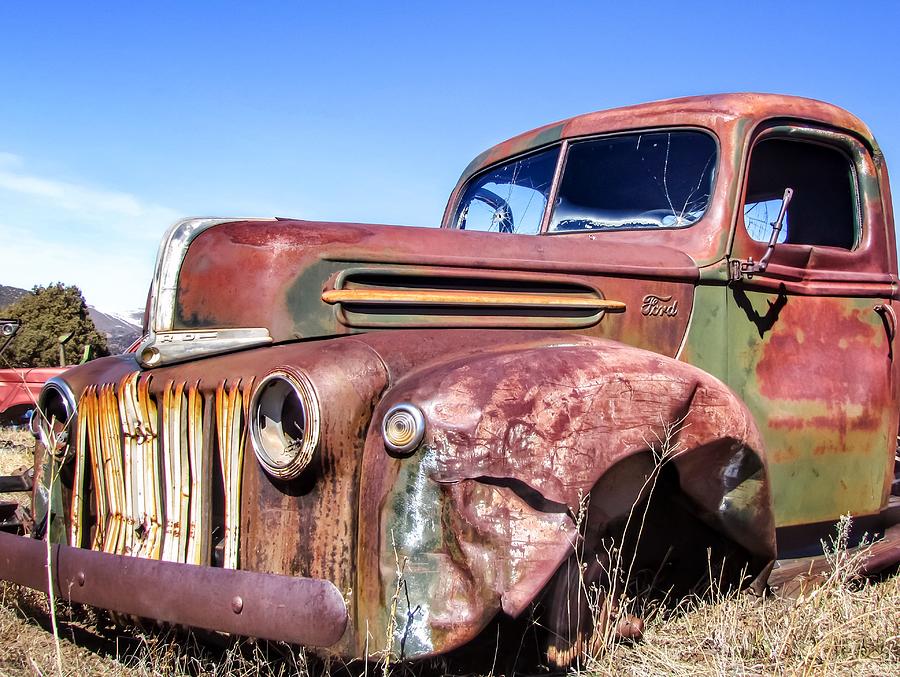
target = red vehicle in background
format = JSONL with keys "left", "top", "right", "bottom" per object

{"left": 0, "top": 319, "right": 67, "bottom": 425}
{"left": 0, "top": 366, "right": 67, "bottom": 425}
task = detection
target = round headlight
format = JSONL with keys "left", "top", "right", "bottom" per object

{"left": 36, "top": 378, "right": 76, "bottom": 458}
{"left": 382, "top": 403, "right": 425, "bottom": 455}
{"left": 249, "top": 367, "right": 320, "bottom": 480}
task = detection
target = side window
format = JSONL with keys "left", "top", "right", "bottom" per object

{"left": 453, "top": 147, "right": 559, "bottom": 234}
{"left": 743, "top": 138, "right": 859, "bottom": 249}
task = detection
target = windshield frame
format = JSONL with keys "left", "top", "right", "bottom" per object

{"left": 450, "top": 144, "right": 565, "bottom": 235}
{"left": 446, "top": 126, "right": 721, "bottom": 237}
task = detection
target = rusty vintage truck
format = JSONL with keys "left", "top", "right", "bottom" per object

{"left": 2, "top": 93, "right": 899, "bottom": 669}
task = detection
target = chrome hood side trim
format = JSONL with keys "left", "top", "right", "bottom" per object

{"left": 138, "top": 217, "right": 276, "bottom": 368}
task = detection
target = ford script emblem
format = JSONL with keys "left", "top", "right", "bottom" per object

{"left": 641, "top": 294, "right": 678, "bottom": 317}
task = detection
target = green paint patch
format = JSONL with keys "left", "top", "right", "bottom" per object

{"left": 683, "top": 283, "right": 893, "bottom": 527}
{"left": 285, "top": 260, "right": 349, "bottom": 338}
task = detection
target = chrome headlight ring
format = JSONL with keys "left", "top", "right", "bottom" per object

{"left": 36, "top": 377, "right": 77, "bottom": 459}
{"left": 249, "top": 367, "right": 320, "bottom": 480}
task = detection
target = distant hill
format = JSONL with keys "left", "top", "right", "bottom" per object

{"left": 86, "top": 306, "right": 142, "bottom": 354}
{"left": 0, "top": 285, "right": 29, "bottom": 310}
{"left": 114, "top": 308, "right": 145, "bottom": 328}
{"left": 0, "top": 284, "right": 141, "bottom": 355}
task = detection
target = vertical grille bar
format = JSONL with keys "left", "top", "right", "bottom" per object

{"left": 99, "top": 383, "right": 126, "bottom": 555}
{"left": 69, "top": 390, "right": 89, "bottom": 547}
{"left": 137, "top": 377, "right": 162, "bottom": 559}
{"left": 216, "top": 380, "right": 246, "bottom": 570}
{"left": 185, "top": 380, "right": 207, "bottom": 565}
{"left": 118, "top": 375, "right": 140, "bottom": 556}
{"left": 161, "top": 380, "right": 190, "bottom": 563}
{"left": 81, "top": 387, "right": 107, "bottom": 551}
{"left": 174, "top": 383, "right": 191, "bottom": 561}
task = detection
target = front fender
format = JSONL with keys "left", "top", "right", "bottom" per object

{"left": 357, "top": 337, "right": 774, "bottom": 658}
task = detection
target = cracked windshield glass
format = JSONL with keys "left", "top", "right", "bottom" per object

{"left": 453, "top": 147, "right": 559, "bottom": 234}
{"left": 549, "top": 130, "right": 716, "bottom": 232}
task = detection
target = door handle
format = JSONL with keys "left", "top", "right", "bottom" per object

{"left": 874, "top": 303, "right": 896, "bottom": 348}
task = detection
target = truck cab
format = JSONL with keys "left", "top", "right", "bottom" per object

{"left": 443, "top": 93, "right": 899, "bottom": 548}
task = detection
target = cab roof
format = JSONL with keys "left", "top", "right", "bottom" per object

{"left": 456, "top": 93, "right": 876, "bottom": 188}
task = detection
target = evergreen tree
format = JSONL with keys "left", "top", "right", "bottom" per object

{"left": 2, "top": 283, "right": 109, "bottom": 367}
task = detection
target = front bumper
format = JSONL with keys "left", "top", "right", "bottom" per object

{"left": 0, "top": 530, "right": 348, "bottom": 647}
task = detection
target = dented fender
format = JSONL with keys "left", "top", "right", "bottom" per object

{"left": 357, "top": 337, "right": 775, "bottom": 658}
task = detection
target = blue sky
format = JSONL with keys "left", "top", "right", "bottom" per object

{"left": 1, "top": 1, "right": 898, "bottom": 315}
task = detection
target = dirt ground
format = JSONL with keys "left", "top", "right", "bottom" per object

{"left": 1, "top": 428, "right": 898, "bottom": 676}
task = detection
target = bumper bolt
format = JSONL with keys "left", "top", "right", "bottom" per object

{"left": 76, "top": 572, "right": 85, "bottom": 587}
{"left": 231, "top": 596, "right": 243, "bottom": 614}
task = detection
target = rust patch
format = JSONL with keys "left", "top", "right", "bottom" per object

{"left": 756, "top": 298, "right": 880, "bottom": 403}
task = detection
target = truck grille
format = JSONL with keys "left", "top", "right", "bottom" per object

{"left": 70, "top": 373, "right": 252, "bottom": 568}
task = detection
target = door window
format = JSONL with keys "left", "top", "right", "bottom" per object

{"left": 743, "top": 138, "right": 859, "bottom": 249}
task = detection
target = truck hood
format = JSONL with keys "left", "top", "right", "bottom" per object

{"left": 138, "top": 218, "right": 699, "bottom": 367}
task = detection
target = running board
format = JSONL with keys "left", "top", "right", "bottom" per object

{"left": 768, "top": 522, "right": 900, "bottom": 597}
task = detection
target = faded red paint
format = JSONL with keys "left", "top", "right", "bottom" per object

{"left": 355, "top": 333, "right": 774, "bottom": 657}
{"left": 756, "top": 299, "right": 882, "bottom": 404}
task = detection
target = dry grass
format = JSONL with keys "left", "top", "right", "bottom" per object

{"left": 2, "top": 572, "right": 897, "bottom": 676}
{"left": 1, "top": 427, "right": 899, "bottom": 676}
{"left": 0, "top": 428, "right": 32, "bottom": 465}
{"left": 581, "top": 424, "right": 900, "bottom": 676}
{"left": 0, "top": 428, "right": 32, "bottom": 508}
{"left": 591, "top": 562, "right": 900, "bottom": 676}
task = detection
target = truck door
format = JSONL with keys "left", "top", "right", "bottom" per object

{"left": 726, "top": 124, "right": 898, "bottom": 543}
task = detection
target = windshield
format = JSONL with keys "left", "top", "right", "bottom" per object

{"left": 453, "top": 147, "right": 559, "bottom": 234}
{"left": 549, "top": 131, "right": 716, "bottom": 232}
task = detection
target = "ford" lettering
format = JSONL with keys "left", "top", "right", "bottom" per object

{"left": 641, "top": 294, "right": 678, "bottom": 317}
